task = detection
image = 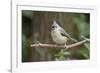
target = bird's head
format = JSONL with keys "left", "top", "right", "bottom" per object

{"left": 51, "top": 20, "right": 60, "bottom": 30}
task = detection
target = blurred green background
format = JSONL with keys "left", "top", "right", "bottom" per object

{"left": 22, "top": 10, "right": 90, "bottom": 62}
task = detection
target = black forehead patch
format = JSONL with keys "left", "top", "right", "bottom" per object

{"left": 54, "top": 20, "right": 61, "bottom": 25}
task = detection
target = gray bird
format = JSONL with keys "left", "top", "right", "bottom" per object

{"left": 51, "top": 20, "right": 77, "bottom": 45}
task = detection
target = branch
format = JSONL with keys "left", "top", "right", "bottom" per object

{"left": 80, "top": 35, "right": 90, "bottom": 42}
{"left": 30, "top": 39, "right": 90, "bottom": 50}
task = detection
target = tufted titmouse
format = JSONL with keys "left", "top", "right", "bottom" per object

{"left": 51, "top": 20, "right": 77, "bottom": 45}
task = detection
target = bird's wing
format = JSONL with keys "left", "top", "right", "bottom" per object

{"left": 59, "top": 27, "right": 77, "bottom": 42}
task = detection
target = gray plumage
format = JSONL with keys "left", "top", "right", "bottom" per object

{"left": 59, "top": 27, "right": 77, "bottom": 42}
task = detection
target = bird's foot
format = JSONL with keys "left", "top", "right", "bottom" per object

{"left": 64, "top": 44, "right": 68, "bottom": 49}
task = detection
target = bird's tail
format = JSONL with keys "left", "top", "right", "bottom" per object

{"left": 70, "top": 37, "right": 78, "bottom": 43}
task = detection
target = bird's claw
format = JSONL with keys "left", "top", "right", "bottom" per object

{"left": 64, "top": 44, "right": 68, "bottom": 49}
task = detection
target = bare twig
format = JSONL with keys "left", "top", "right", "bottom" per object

{"left": 30, "top": 39, "right": 90, "bottom": 50}
{"left": 80, "top": 35, "right": 90, "bottom": 42}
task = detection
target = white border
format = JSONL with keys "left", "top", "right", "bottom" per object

{"left": 12, "top": 4, "right": 97, "bottom": 73}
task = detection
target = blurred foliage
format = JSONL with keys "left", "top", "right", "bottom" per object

{"left": 74, "top": 14, "right": 90, "bottom": 38}
{"left": 54, "top": 49, "right": 71, "bottom": 60}
{"left": 22, "top": 11, "right": 32, "bottom": 62}
{"left": 22, "top": 34, "right": 31, "bottom": 62}
{"left": 22, "top": 10, "right": 90, "bottom": 62}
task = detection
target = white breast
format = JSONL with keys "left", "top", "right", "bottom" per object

{"left": 51, "top": 29, "right": 67, "bottom": 44}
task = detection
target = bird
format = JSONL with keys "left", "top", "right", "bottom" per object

{"left": 51, "top": 20, "right": 77, "bottom": 45}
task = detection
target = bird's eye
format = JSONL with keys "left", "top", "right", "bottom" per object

{"left": 52, "top": 26, "right": 55, "bottom": 28}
